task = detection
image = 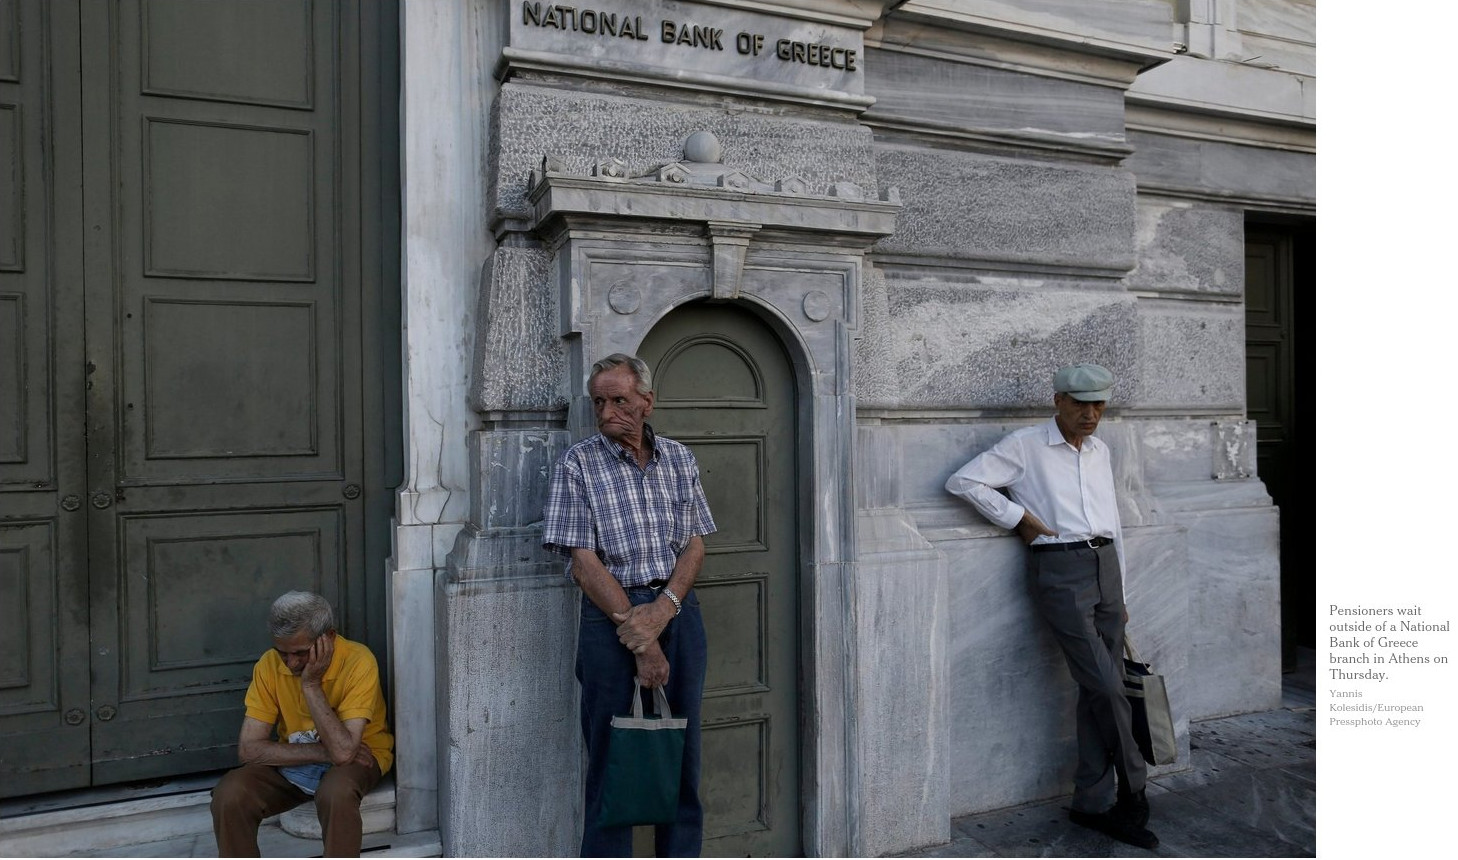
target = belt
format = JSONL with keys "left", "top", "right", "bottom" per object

{"left": 1030, "top": 536, "right": 1113, "bottom": 553}
{"left": 627, "top": 579, "right": 670, "bottom": 591}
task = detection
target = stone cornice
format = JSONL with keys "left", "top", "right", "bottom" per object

{"left": 862, "top": 115, "right": 1134, "bottom": 165}
{"left": 498, "top": 47, "right": 877, "bottom": 113}
{"left": 880, "top": 0, "right": 1176, "bottom": 75}
{"left": 527, "top": 135, "right": 901, "bottom": 246}
{"left": 696, "top": 0, "right": 896, "bottom": 29}
{"left": 1125, "top": 102, "right": 1315, "bottom": 154}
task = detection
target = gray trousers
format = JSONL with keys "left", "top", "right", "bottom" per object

{"left": 1030, "top": 542, "right": 1147, "bottom": 814}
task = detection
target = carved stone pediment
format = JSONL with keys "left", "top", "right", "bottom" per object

{"left": 526, "top": 130, "right": 900, "bottom": 248}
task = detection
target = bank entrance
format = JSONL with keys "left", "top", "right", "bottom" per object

{"left": 1244, "top": 218, "right": 1314, "bottom": 668}
{"left": 638, "top": 302, "right": 802, "bottom": 856}
{"left": 0, "top": 0, "right": 397, "bottom": 798}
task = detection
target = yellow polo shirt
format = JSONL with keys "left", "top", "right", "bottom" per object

{"left": 243, "top": 634, "right": 394, "bottom": 775}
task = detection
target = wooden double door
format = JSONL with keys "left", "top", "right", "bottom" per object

{"left": 0, "top": 0, "right": 395, "bottom": 797}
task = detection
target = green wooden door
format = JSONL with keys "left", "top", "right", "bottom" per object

{"left": 0, "top": 0, "right": 393, "bottom": 796}
{"left": 0, "top": 0, "right": 93, "bottom": 797}
{"left": 638, "top": 302, "right": 802, "bottom": 857}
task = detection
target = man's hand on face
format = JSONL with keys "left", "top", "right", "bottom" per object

{"left": 612, "top": 601, "right": 672, "bottom": 653}
{"left": 634, "top": 641, "right": 670, "bottom": 688}
{"left": 301, "top": 632, "right": 334, "bottom": 688}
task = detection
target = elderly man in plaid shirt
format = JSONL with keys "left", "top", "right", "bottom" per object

{"left": 542, "top": 352, "right": 716, "bottom": 858}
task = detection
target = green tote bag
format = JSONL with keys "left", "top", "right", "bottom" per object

{"left": 597, "top": 679, "right": 688, "bottom": 827}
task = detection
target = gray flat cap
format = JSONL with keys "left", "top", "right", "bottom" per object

{"left": 1054, "top": 363, "right": 1114, "bottom": 402}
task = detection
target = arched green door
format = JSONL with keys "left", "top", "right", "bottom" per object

{"left": 638, "top": 302, "right": 801, "bottom": 857}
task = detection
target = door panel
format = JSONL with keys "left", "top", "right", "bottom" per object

{"left": 82, "top": 0, "right": 363, "bottom": 783}
{"left": 0, "top": 0, "right": 92, "bottom": 798}
{"left": 0, "top": 0, "right": 390, "bottom": 797}
{"left": 639, "top": 303, "right": 801, "bottom": 856}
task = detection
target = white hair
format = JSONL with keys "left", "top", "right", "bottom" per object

{"left": 590, "top": 353, "right": 653, "bottom": 395}
{"left": 268, "top": 591, "right": 335, "bottom": 639}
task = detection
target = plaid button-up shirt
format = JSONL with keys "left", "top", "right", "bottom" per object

{"left": 542, "top": 425, "right": 716, "bottom": 587}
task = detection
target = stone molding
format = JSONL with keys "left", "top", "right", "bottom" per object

{"left": 504, "top": 129, "right": 905, "bottom": 855}
{"left": 881, "top": 0, "right": 1176, "bottom": 73}
{"left": 527, "top": 145, "right": 900, "bottom": 248}
{"left": 499, "top": 47, "right": 877, "bottom": 112}
{"left": 499, "top": 0, "right": 878, "bottom": 111}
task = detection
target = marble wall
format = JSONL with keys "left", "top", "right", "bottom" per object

{"left": 400, "top": 0, "right": 1308, "bottom": 854}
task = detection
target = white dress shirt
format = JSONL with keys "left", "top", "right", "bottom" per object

{"left": 945, "top": 417, "right": 1126, "bottom": 574}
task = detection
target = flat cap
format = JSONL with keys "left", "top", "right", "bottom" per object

{"left": 1054, "top": 363, "right": 1114, "bottom": 402}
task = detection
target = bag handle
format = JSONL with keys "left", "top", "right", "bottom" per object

{"left": 630, "top": 678, "right": 674, "bottom": 720}
{"left": 1123, "top": 633, "right": 1145, "bottom": 665}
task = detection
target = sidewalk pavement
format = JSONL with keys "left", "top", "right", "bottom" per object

{"left": 898, "top": 649, "right": 1316, "bottom": 858}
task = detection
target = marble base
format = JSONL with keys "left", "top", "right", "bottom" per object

{"left": 853, "top": 509, "right": 950, "bottom": 855}
{"left": 435, "top": 575, "right": 583, "bottom": 857}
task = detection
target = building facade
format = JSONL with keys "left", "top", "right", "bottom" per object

{"left": 1, "top": 0, "right": 1312, "bottom": 856}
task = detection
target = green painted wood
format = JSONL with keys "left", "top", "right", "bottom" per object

{"left": 638, "top": 302, "right": 802, "bottom": 857}
{"left": 0, "top": 0, "right": 93, "bottom": 799}
{"left": 0, "top": 0, "right": 398, "bottom": 796}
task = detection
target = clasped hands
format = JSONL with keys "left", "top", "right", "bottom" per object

{"left": 612, "top": 598, "right": 675, "bottom": 687}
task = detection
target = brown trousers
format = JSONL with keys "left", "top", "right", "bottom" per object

{"left": 210, "top": 761, "right": 381, "bottom": 857}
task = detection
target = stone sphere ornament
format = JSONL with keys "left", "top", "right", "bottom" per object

{"left": 683, "top": 131, "right": 723, "bottom": 164}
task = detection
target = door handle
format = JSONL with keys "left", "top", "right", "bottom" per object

{"left": 96, "top": 705, "right": 117, "bottom": 721}
{"left": 65, "top": 709, "right": 86, "bottom": 726}
{"left": 91, "top": 491, "right": 113, "bottom": 509}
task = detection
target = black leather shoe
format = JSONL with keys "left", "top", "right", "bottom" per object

{"left": 1069, "top": 808, "right": 1160, "bottom": 850}
{"left": 1116, "top": 788, "right": 1151, "bottom": 828}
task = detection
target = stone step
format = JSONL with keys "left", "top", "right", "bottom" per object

{"left": 0, "top": 791, "right": 215, "bottom": 858}
{"left": 278, "top": 782, "right": 396, "bottom": 839}
{"left": 0, "top": 780, "right": 434, "bottom": 858}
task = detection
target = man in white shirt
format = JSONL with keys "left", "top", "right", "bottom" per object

{"left": 944, "top": 363, "right": 1156, "bottom": 850}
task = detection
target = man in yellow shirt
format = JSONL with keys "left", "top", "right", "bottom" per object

{"left": 211, "top": 591, "right": 394, "bottom": 857}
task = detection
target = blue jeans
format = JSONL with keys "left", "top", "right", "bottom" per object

{"left": 576, "top": 587, "right": 707, "bottom": 857}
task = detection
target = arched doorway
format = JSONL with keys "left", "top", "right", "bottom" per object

{"left": 638, "top": 302, "right": 801, "bottom": 857}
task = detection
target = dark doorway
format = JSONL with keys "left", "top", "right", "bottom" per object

{"left": 1244, "top": 217, "right": 1314, "bottom": 668}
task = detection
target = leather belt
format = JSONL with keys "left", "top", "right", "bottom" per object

{"left": 628, "top": 579, "right": 669, "bottom": 590}
{"left": 1030, "top": 536, "right": 1113, "bottom": 553}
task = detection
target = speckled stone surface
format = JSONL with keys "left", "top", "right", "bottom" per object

{"left": 854, "top": 277, "right": 1139, "bottom": 409}
{"left": 871, "top": 145, "right": 1137, "bottom": 269}
{"left": 1125, "top": 199, "right": 1244, "bottom": 296}
{"left": 489, "top": 82, "right": 879, "bottom": 223}
{"left": 1130, "top": 302, "right": 1244, "bottom": 409}
{"left": 471, "top": 243, "right": 566, "bottom": 412}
